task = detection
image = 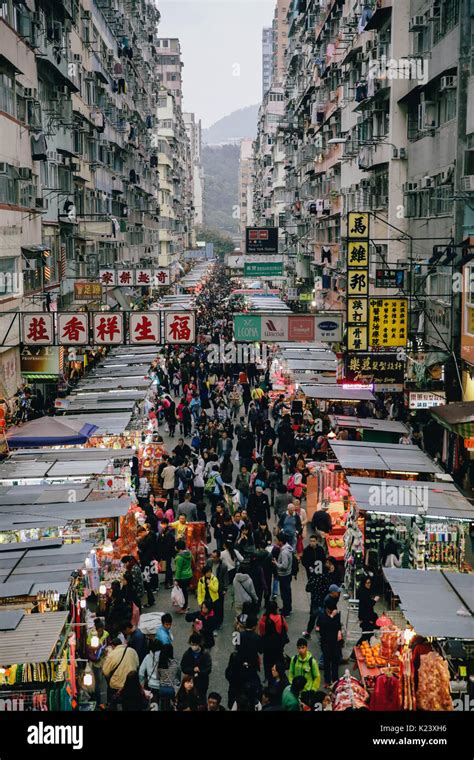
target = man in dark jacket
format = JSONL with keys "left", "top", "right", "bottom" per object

{"left": 155, "top": 519, "right": 176, "bottom": 589}
{"left": 234, "top": 615, "right": 262, "bottom": 704}
{"left": 236, "top": 425, "right": 255, "bottom": 469}
{"left": 221, "top": 514, "right": 239, "bottom": 546}
{"left": 137, "top": 524, "right": 157, "bottom": 606}
{"left": 261, "top": 420, "right": 276, "bottom": 448}
{"left": 180, "top": 633, "right": 212, "bottom": 701}
{"left": 311, "top": 504, "right": 332, "bottom": 535}
{"left": 318, "top": 600, "right": 343, "bottom": 687}
{"left": 301, "top": 534, "right": 326, "bottom": 580}
{"left": 248, "top": 486, "right": 270, "bottom": 530}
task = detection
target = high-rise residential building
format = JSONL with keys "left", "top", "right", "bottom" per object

{"left": 272, "top": 0, "right": 289, "bottom": 87}
{"left": 252, "top": 85, "right": 285, "bottom": 230}
{"left": 262, "top": 27, "right": 273, "bottom": 97}
{"left": 239, "top": 138, "right": 256, "bottom": 251}
{"left": 184, "top": 113, "right": 205, "bottom": 227}
{"left": 0, "top": 2, "right": 196, "bottom": 404}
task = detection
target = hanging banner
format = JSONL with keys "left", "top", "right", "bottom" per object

{"left": 369, "top": 298, "right": 408, "bottom": 347}
{"left": 344, "top": 353, "right": 405, "bottom": 386}
{"left": 99, "top": 269, "right": 116, "bottom": 286}
{"left": 233, "top": 314, "right": 342, "bottom": 343}
{"left": 346, "top": 212, "right": 370, "bottom": 352}
{"left": 154, "top": 268, "right": 171, "bottom": 286}
{"left": 164, "top": 311, "right": 196, "bottom": 344}
{"left": 117, "top": 269, "right": 134, "bottom": 286}
{"left": 20, "top": 346, "right": 60, "bottom": 377}
{"left": 21, "top": 313, "right": 54, "bottom": 346}
{"left": 92, "top": 313, "right": 124, "bottom": 345}
{"left": 129, "top": 313, "right": 161, "bottom": 345}
{"left": 57, "top": 313, "right": 89, "bottom": 345}
{"left": 243, "top": 261, "right": 284, "bottom": 277}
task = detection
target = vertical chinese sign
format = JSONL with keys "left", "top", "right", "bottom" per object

{"left": 346, "top": 212, "right": 370, "bottom": 352}
{"left": 22, "top": 314, "right": 54, "bottom": 346}
{"left": 129, "top": 313, "right": 160, "bottom": 345}
{"left": 57, "top": 313, "right": 89, "bottom": 345}
{"left": 164, "top": 312, "right": 195, "bottom": 344}
{"left": 92, "top": 313, "right": 124, "bottom": 345}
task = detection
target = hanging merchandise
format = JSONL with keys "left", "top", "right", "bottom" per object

{"left": 416, "top": 652, "right": 453, "bottom": 711}
{"left": 399, "top": 647, "right": 416, "bottom": 710}
{"left": 332, "top": 671, "right": 369, "bottom": 711}
{"left": 369, "top": 672, "right": 401, "bottom": 711}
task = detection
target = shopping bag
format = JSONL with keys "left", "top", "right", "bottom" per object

{"left": 171, "top": 582, "right": 185, "bottom": 608}
{"left": 131, "top": 602, "right": 140, "bottom": 627}
{"left": 296, "top": 534, "right": 304, "bottom": 555}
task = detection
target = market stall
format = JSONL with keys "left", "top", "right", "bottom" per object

{"left": 329, "top": 416, "right": 409, "bottom": 444}
{"left": 329, "top": 440, "right": 446, "bottom": 480}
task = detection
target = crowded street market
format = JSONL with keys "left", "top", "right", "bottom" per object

{"left": 0, "top": 259, "right": 472, "bottom": 722}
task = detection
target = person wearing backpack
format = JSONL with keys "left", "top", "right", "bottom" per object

{"left": 205, "top": 464, "right": 224, "bottom": 514}
{"left": 272, "top": 532, "right": 295, "bottom": 617}
{"left": 258, "top": 600, "right": 289, "bottom": 682}
{"left": 176, "top": 459, "right": 194, "bottom": 504}
{"left": 174, "top": 539, "right": 193, "bottom": 612}
{"left": 288, "top": 638, "right": 321, "bottom": 693}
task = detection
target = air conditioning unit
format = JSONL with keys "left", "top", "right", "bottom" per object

{"left": 409, "top": 16, "right": 426, "bottom": 31}
{"left": 399, "top": 147, "right": 407, "bottom": 159}
{"left": 403, "top": 182, "right": 418, "bottom": 192}
{"left": 35, "top": 197, "right": 48, "bottom": 209}
{"left": 378, "top": 195, "right": 389, "bottom": 206}
{"left": 19, "top": 167, "right": 32, "bottom": 180}
{"left": 460, "top": 176, "right": 474, "bottom": 192}
{"left": 426, "top": 6, "right": 440, "bottom": 21}
{"left": 440, "top": 75, "right": 457, "bottom": 91}
{"left": 420, "top": 177, "right": 433, "bottom": 189}
{"left": 0, "top": 163, "right": 7, "bottom": 174}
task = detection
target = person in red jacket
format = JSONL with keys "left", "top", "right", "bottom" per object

{"left": 258, "top": 600, "right": 289, "bottom": 682}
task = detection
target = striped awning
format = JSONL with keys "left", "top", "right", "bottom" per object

{"left": 22, "top": 374, "right": 59, "bottom": 380}
{"left": 431, "top": 402, "right": 474, "bottom": 438}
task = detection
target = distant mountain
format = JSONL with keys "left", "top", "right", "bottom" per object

{"left": 203, "top": 104, "right": 259, "bottom": 145}
{"left": 202, "top": 143, "right": 240, "bottom": 236}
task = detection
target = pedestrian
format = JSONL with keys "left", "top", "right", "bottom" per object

{"left": 258, "top": 600, "right": 289, "bottom": 682}
{"left": 278, "top": 503, "right": 302, "bottom": 550}
{"left": 268, "top": 661, "right": 289, "bottom": 705}
{"left": 156, "top": 644, "right": 181, "bottom": 711}
{"left": 175, "top": 675, "right": 201, "bottom": 711}
{"left": 302, "top": 534, "right": 326, "bottom": 580}
{"left": 161, "top": 459, "right": 176, "bottom": 511}
{"left": 111, "top": 671, "right": 150, "bottom": 712}
{"left": 288, "top": 638, "right": 320, "bottom": 694}
{"left": 235, "top": 464, "right": 251, "bottom": 508}
{"left": 233, "top": 561, "right": 258, "bottom": 615}
{"left": 274, "top": 483, "right": 289, "bottom": 518}
{"left": 273, "top": 532, "right": 294, "bottom": 617}
{"left": 210, "top": 502, "right": 227, "bottom": 550}
{"left": 221, "top": 541, "right": 243, "bottom": 584}
{"left": 180, "top": 633, "right": 212, "bottom": 702}
{"left": 136, "top": 524, "right": 157, "bottom": 608}
{"left": 155, "top": 612, "right": 174, "bottom": 650}
{"left": 121, "top": 555, "right": 144, "bottom": 614}
{"left": 138, "top": 639, "right": 162, "bottom": 704}
{"left": 85, "top": 617, "right": 109, "bottom": 708}
{"left": 356, "top": 576, "right": 380, "bottom": 646}
{"left": 196, "top": 565, "right": 220, "bottom": 610}
{"left": 210, "top": 549, "right": 229, "bottom": 628}
{"left": 174, "top": 539, "right": 193, "bottom": 612}
{"left": 281, "top": 675, "right": 307, "bottom": 711}
{"left": 177, "top": 492, "right": 198, "bottom": 521}
{"left": 121, "top": 621, "right": 149, "bottom": 665}
{"left": 311, "top": 503, "right": 333, "bottom": 535}
{"left": 253, "top": 521, "right": 272, "bottom": 550}
{"left": 318, "top": 600, "right": 343, "bottom": 688}
{"left": 155, "top": 518, "right": 176, "bottom": 589}
{"left": 205, "top": 692, "right": 226, "bottom": 711}
{"left": 248, "top": 485, "right": 270, "bottom": 530}
{"left": 103, "top": 638, "right": 139, "bottom": 704}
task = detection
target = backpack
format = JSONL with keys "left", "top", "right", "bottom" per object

{"left": 178, "top": 466, "right": 193, "bottom": 485}
{"left": 287, "top": 474, "right": 296, "bottom": 492}
{"left": 291, "top": 654, "right": 314, "bottom": 676}
{"left": 204, "top": 473, "right": 218, "bottom": 493}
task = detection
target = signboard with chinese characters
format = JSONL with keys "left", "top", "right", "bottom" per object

{"left": 99, "top": 269, "right": 116, "bottom": 286}
{"left": 92, "top": 313, "right": 124, "bottom": 345}
{"left": 117, "top": 269, "right": 134, "bottom": 287}
{"left": 245, "top": 227, "right": 279, "bottom": 254}
{"left": 346, "top": 212, "right": 370, "bottom": 351}
{"left": 408, "top": 391, "right": 446, "bottom": 410}
{"left": 164, "top": 312, "right": 196, "bottom": 344}
{"left": 375, "top": 269, "right": 405, "bottom": 289}
{"left": 233, "top": 314, "right": 342, "bottom": 343}
{"left": 135, "top": 269, "right": 152, "bottom": 286}
{"left": 154, "top": 268, "right": 171, "bottom": 286}
{"left": 57, "top": 313, "right": 89, "bottom": 345}
{"left": 344, "top": 353, "right": 405, "bottom": 388}
{"left": 369, "top": 298, "right": 408, "bottom": 348}
{"left": 243, "top": 261, "right": 284, "bottom": 277}
{"left": 74, "top": 282, "right": 102, "bottom": 302}
{"left": 22, "top": 314, "right": 54, "bottom": 346}
{"left": 129, "top": 313, "right": 161, "bottom": 345}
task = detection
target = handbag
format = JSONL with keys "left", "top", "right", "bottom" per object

{"left": 143, "top": 654, "right": 160, "bottom": 690}
{"left": 171, "top": 583, "right": 185, "bottom": 608}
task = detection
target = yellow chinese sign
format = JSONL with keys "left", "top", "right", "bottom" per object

{"left": 348, "top": 212, "right": 370, "bottom": 239}
{"left": 369, "top": 298, "right": 408, "bottom": 347}
{"left": 348, "top": 297, "right": 368, "bottom": 323}
{"left": 346, "top": 212, "right": 370, "bottom": 351}
{"left": 347, "top": 325, "right": 368, "bottom": 352}
{"left": 74, "top": 282, "right": 103, "bottom": 302}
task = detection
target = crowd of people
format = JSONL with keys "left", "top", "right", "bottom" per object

{"left": 82, "top": 265, "right": 392, "bottom": 712}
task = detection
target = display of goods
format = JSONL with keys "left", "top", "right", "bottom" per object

{"left": 328, "top": 537, "right": 344, "bottom": 548}
{"left": 399, "top": 648, "right": 416, "bottom": 711}
{"left": 332, "top": 674, "right": 369, "bottom": 711}
{"left": 416, "top": 652, "right": 453, "bottom": 711}
{"left": 381, "top": 630, "right": 400, "bottom": 661}
{"left": 360, "top": 642, "right": 390, "bottom": 668}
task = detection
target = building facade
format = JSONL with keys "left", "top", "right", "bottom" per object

{"left": 239, "top": 137, "right": 255, "bottom": 251}
{"left": 262, "top": 27, "right": 274, "bottom": 97}
{"left": 184, "top": 112, "right": 205, "bottom": 228}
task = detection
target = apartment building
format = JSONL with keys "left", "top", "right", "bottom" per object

{"left": 272, "top": 0, "right": 290, "bottom": 87}
{"left": 253, "top": 0, "right": 472, "bottom": 341}
{"left": 262, "top": 27, "right": 274, "bottom": 97}
{"left": 0, "top": 1, "right": 195, "bottom": 400}
{"left": 184, "top": 112, "right": 205, "bottom": 228}
{"left": 239, "top": 138, "right": 255, "bottom": 251}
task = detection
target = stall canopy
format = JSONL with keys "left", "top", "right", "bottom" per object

{"left": 330, "top": 416, "right": 408, "bottom": 434}
{"left": 54, "top": 413, "right": 133, "bottom": 436}
{"left": 7, "top": 418, "right": 98, "bottom": 448}
{"left": 347, "top": 477, "right": 474, "bottom": 520}
{"left": 431, "top": 401, "right": 474, "bottom": 437}
{"left": 0, "top": 541, "right": 94, "bottom": 586}
{"left": 329, "top": 440, "right": 444, "bottom": 475}
{"left": 0, "top": 496, "right": 132, "bottom": 530}
{"left": 0, "top": 611, "right": 69, "bottom": 664}
{"left": 383, "top": 568, "right": 474, "bottom": 639}
{"left": 300, "top": 384, "right": 376, "bottom": 401}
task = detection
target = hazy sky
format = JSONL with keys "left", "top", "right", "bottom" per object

{"left": 158, "top": 0, "right": 275, "bottom": 128}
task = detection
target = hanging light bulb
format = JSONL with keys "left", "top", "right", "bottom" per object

{"left": 90, "top": 635, "right": 100, "bottom": 648}
{"left": 83, "top": 672, "right": 93, "bottom": 687}
{"left": 99, "top": 584, "right": 107, "bottom": 595}
{"left": 80, "top": 599, "right": 86, "bottom": 609}
{"left": 103, "top": 539, "right": 113, "bottom": 553}
{"left": 85, "top": 557, "right": 92, "bottom": 569}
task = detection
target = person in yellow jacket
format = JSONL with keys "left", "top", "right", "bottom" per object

{"left": 196, "top": 566, "right": 219, "bottom": 607}
{"left": 102, "top": 638, "right": 139, "bottom": 697}
{"left": 170, "top": 514, "right": 188, "bottom": 541}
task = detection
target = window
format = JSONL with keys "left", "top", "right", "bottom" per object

{"left": 0, "top": 257, "right": 18, "bottom": 296}
{"left": 464, "top": 149, "right": 474, "bottom": 176}
{"left": 0, "top": 71, "right": 15, "bottom": 117}
{"left": 0, "top": 166, "right": 18, "bottom": 204}
{"left": 439, "top": 88, "right": 456, "bottom": 124}
{"left": 433, "top": 0, "right": 459, "bottom": 44}
{"left": 162, "top": 39, "right": 169, "bottom": 47}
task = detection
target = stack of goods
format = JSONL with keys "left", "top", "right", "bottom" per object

{"left": 359, "top": 641, "right": 399, "bottom": 668}
{"left": 381, "top": 628, "right": 401, "bottom": 662}
{"left": 416, "top": 652, "right": 453, "bottom": 711}
{"left": 425, "top": 524, "right": 462, "bottom": 568}
{"left": 332, "top": 672, "right": 369, "bottom": 711}
{"left": 399, "top": 648, "right": 416, "bottom": 710}
{"left": 369, "top": 673, "right": 401, "bottom": 711}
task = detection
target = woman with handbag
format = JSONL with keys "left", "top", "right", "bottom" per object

{"left": 139, "top": 639, "right": 161, "bottom": 704}
{"left": 258, "top": 600, "right": 289, "bottom": 682}
{"left": 156, "top": 644, "right": 181, "bottom": 711}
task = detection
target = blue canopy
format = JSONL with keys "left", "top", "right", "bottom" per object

{"left": 7, "top": 417, "right": 99, "bottom": 448}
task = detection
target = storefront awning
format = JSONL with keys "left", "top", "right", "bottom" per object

{"left": 329, "top": 440, "right": 444, "bottom": 475}
{"left": 7, "top": 417, "right": 98, "bottom": 448}
{"left": 0, "top": 611, "right": 69, "bottom": 664}
{"left": 431, "top": 402, "right": 474, "bottom": 437}
{"left": 383, "top": 568, "right": 474, "bottom": 640}
{"left": 300, "top": 384, "right": 375, "bottom": 402}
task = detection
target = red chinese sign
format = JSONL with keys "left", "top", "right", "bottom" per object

{"left": 57, "top": 313, "right": 89, "bottom": 345}
{"left": 164, "top": 311, "right": 195, "bottom": 344}
{"left": 136, "top": 269, "right": 152, "bottom": 285}
{"left": 154, "top": 268, "right": 170, "bottom": 286}
{"left": 129, "top": 313, "right": 160, "bottom": 345}
{"left": 117, "top": 269, "right": 133, "bottom": 286}
{"left": 22, "top": 314, "right": 54, "bottom": 346}
{"left": 92, "top": 313, "right": 124, "bottom": 345}
{"left": 99, "top": 269, "right": 116, "bottom": 286}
